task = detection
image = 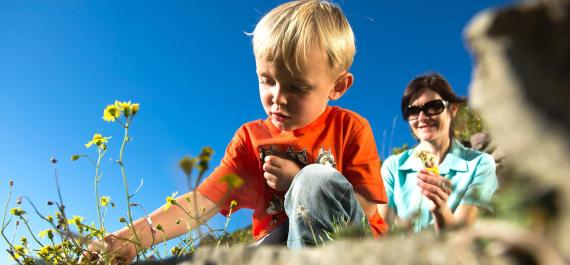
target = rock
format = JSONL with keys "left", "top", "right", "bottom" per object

{"left": 466, "top": 0, "right": 570, "bottom": 259}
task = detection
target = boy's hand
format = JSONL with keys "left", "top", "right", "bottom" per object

{"left": 263, "top": 155, "right": 301, "bottom": 191}
{"left": 82, "top": 235, "right": 136, "bottom": 264}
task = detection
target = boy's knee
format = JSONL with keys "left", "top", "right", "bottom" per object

{"left": 287, "top": 164, "right": 350, "bottom": 199}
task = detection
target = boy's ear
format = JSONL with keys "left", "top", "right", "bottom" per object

{"left": 329, "top": 72, "right": 353, "bottom": 100}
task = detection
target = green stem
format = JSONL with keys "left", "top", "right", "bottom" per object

{"left": 118, "top": 122, "right": 142, "bottom": 258}
{"left": 94, "top": 148, "right": 105, "bottom": 240}
{"left": 20, "top": 217, "right": 44, "bottom": 247}
{"left": 1, "top": 187, "right": 18, "bottom": 255}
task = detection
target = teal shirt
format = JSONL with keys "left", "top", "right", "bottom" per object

{"left": 381, "top": 139, "right": 498, "bottom": 232}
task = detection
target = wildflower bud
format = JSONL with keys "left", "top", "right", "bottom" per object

{"left": 130, "top": 203, "right": 138, "bottom": 207}
{"left": 15, "top": 220, "right": 19, "bottom": 226}
{"left": 230, "top": 200, "right": 238, "bottom": 208}
{"left": 71, "top": 154, "right": 80, "bottom": 161}
{"left": 9, "top": 179, "right": 13, "bottom": 187}
{"left": 47, "top": 215, "right": 54, "bottom": 222}
{"left": 179, "top": 156, "right": 196, "bottom": 177}
{"left": 16, "top": 197, "right": 22, "bottom": 205}
{"left": 155, "top": 224, "right": 164, "bottom": 231}
{"left": 47, "top": 201, "right": 54, "bottom": 206}
{"left": 131, "top": 104, "right": 139, "bottom": 116}
{"left": 50, "top": 157, "right": 58, "bottom": 164}
{"left": 175, "top": 219, "right": 181, "bottom": 225}
{"left": 119, "top": 217, "right": 126, "bottom": 223}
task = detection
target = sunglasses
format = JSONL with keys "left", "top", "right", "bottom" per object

{"left": 404, "top": 99, "right": 449, "bottom": 120}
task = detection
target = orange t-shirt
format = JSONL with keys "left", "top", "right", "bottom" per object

{"left": 196, "top": 106, "right": 388, "bottom": 240}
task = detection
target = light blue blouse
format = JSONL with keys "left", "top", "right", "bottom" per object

{"left": 381, "top": 139, "right": 498, "bottom": 232}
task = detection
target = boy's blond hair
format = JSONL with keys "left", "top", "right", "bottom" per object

{"left": 252, "top": 0, "right": 355, "bottom": 74}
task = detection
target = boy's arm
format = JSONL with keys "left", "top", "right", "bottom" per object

{"left": 354, "top": 191, "right": 380, "bottom": 218}
{"left": 88, "top": 191, "right": 220, "bottom": 262}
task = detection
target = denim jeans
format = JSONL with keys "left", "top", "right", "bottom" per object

{"left": 283, "top": 164, "right": 366, "bottom": 248}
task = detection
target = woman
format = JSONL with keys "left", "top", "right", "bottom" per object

{"left": 379, "top": 73, "right": 498, "bottom": 233}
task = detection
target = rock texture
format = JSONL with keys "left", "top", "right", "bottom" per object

{"left": 466, "top": 0, "right": 570, "bottom": 259}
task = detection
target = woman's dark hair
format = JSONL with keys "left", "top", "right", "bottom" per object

{"left": 401, "top": 72, "right": 467, "bottom": 138}
{"left": 401, "top": 73, "right": 466, "bottom": 116}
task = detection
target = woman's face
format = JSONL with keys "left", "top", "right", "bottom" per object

{"left": 407, "top": 88, "right": 457, "bottom": 143}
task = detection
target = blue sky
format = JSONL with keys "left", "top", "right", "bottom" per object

{"left": 0, "top": 0, "right": 512, "bottom": 262}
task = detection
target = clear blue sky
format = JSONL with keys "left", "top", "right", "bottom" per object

{"left": 0, "top": 0, "right": 512, "bottom": 262}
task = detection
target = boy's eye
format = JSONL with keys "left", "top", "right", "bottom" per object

{"left": 291, "top": 85, "right": 310, "bottom": 93}
{"left": 259, "top": 78, "right": 275, "bottom": 86}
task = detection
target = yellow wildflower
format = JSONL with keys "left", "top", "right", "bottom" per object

{"left": 163, "top": 191, "right": 178, "bottom": 211}
{"left": 100, "top": 196, "right": 111, "bottom": 207}
{"left": 414, "top": 150, "right": 440, "bottom": 175}
{"left": 230, "top": 200, "right": 238, "bottom": 208}
{"left": 85, "top": 133, "right": 111, "bottom": 149}
{"left": 10, "top": 207, "right": 25, "bottom": 216}
{"left": 221, "top": 174, "right": 244, "bottom": 189}
{"left": 103, "top": 104, "right": 121, "bottom": 122}
{"left": 46, "top": 215, "right": 54, "bottom": 222}
{"left": 115, "top": 100, "right": 132, "bottom": 117}
{"left": 38, "top": 229, "right": 54, "bottom": 240}
{"left": 13, "top": 245, "right": 27, "bottom": 259}
{"left": 67, "top": 215, "right": 84, "bottom": 225}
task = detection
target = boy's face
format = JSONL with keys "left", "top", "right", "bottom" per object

{"left": 256, "top": 49, "right": 343, "bottom": 131}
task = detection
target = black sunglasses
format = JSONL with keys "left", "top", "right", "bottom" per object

{"left": 404, "top": 99, "right": 449, "bottom": 120}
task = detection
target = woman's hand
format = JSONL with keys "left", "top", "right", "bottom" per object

{"left": 416, "top": 168, "right": 452, "bottom": 212}
{"left": 262, "top": 155, "right": 302, "bottom": 191}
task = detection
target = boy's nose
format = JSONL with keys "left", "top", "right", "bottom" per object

{"left": 272, "top": 86, "right": 287, "bottom": 105}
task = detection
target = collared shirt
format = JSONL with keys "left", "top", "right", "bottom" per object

{"left": 381, "top": 139, "right": 498, "bottom": 232}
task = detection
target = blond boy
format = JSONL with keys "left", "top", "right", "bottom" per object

{"left": 89, "top": 0, "right": 387, "bottom": 261}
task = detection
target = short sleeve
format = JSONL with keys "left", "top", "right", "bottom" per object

{"left": 196, "top": 127, "right": 259, "bottom": 213}
{"left": 380, "top": 155, "right": 397, "bottom": 209}
{"left": 460, "top": 153, "right": 499, "bottom": 211}
{"left": 342, "top": 120, "right": 387, "bottom": 204}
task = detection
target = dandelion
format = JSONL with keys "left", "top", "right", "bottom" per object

{"left": 10, "top": 207, "right": 25, "bottom": 216}
{"left": 103, "top": 104, "right": 121, "bottom": 122}
{"left": 100, "top": 196, "right": 111, "bottom": 207}
{"left": 164, "top": 192, "right": 178, "bottom": 211}
{"left": 85, "top": 133, "right": 111, "bottom": 149}
{"left": 221, "top": 174, "right": 244, "bottom": 189}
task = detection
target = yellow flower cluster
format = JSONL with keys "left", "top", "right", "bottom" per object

{"left": 414, "top": 150, "right": 440, "bottom": 175}
{"left": 103, "top": 100, "right": 140, "bottom": 122}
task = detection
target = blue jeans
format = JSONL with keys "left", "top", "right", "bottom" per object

{"left": 284, "top": 164, "right": 366, "bottom": 248}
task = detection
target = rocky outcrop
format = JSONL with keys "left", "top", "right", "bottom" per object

{"left": 467, "top": 0, "right": 570, "bottom": 259}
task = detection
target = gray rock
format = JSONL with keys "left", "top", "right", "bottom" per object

{"left": 466, "top": 0, "right": 570, "bottom": 259}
